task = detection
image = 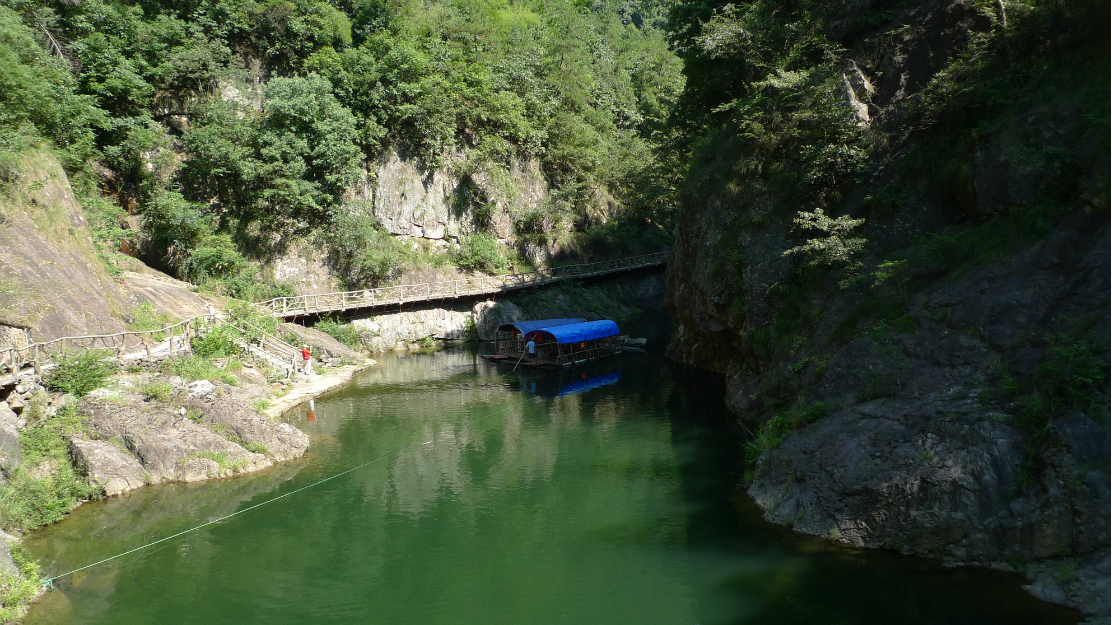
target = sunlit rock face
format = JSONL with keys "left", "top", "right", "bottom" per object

{"left": 364, "top": 150, "right": 548, "bottom": 243}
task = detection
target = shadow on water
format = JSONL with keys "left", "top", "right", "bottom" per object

{"left": 664, "top": 354, "right": 1082, "bottom": 625}
{"left": 22, "top": 310, "right": 1082, "bottom": 625}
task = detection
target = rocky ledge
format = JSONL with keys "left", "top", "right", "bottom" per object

{"left": 78, "top": 377, "right": 308, "bottom": 491}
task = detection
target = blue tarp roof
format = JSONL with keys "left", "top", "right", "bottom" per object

{"left": 526, "top": 320, "right": 620, "bottom": 345}
{"left": 556, "top": 372, "right": 621, "bottom": 397}
{"left": 498, "top": 318, "right": 584, "bottom": 335}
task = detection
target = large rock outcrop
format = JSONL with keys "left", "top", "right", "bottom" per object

{"left": 663, "top": 0, "right": 1109, "bottom": 615}
{"left": 0, "top": 151, "right": 130, "bottom": 340}
{"left": 364, "top": 150, "right": 548, "bottom": 242}
{"left": 78, "top": 380, "right": 308, "bottom": 486}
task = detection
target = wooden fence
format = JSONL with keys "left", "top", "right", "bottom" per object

{"left": 3, "top": 317, "right": 206, "bottom": 375}
{"left": 256, "top": 250, "right": 671, "bottom": 319}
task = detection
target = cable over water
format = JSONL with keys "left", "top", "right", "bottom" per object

{"left": 41, "top": 392, "right": 546, "bottom": 589}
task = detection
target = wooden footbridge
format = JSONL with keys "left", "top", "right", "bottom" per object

{"left": 255, "top": 251, "right": 671, "bottom": 319}
{"left": 1, "top": 251, "right": 670, "bottom": 374}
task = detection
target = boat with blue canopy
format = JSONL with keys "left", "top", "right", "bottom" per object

{"left": 494, "top": 318, "right": 583, "bottom": 356}
{"left": 484, "top": 318, "right": 639, "bottom": 368}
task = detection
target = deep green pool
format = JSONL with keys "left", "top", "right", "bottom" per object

{"left": 23, "top": 316, "right": 1080, "bottom": 624}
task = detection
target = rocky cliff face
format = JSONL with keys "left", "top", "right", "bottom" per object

{"left": 665, "top": 0, "right": 1109, "bottom": 615}
{"left": 361, "top": 150, "right": 549, "bottom": 244}
{"left": 0, "top": 152, "right": 211, "bottom": 344}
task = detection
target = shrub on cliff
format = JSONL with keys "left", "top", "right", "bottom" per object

{"left": 316, "top": 316, "right": 364, "bottom": 348}
{"left": 452, "top": 233, "right": 507, "bottom": 274}
{"left": 328, "top": 214, "right": 403, "bottom": 288}
{"left": 44, "top": 351, "right": 114, "bottom": 398}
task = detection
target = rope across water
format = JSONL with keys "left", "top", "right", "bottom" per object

{"left": 42, "top": 390, "right": 550, "bottom": 589}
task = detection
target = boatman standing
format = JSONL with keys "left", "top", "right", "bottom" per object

{"left": 525, "top": 338, "right": 536, "bottom": 362}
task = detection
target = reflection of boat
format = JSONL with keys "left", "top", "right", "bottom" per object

{"left": 553, "top": 371, "right": 620, "bottom": 397}
{"left": 482, "top": 318, "right": 645, "bottom": 368}
{"left": 511, "top": 363, "right": 621, "bottom": 397}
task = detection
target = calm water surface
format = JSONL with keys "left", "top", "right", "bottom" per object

{"left": 24, "top": 315, "right": 1080, "bottom": 624}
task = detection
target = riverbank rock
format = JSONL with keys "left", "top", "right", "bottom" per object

{"left": 748, "top": 400, "right": 1109, "bottom": 562}
{"left": 187, "top": 393, "right": 308, "bottom": 463}
{"left": 0, "top": 532, "right": 18, "bottom": 577}
{"left": 69, "top": 438, "right": 146, "bottom": 496}
{"left": 472, "top": 300, "right": 522, "bottom": 341}
{"left": 1023, "top": 549, "right": 1111, "bottom": 622}
{"left": 79, "top": 390, "right": 274, "bottom": 484}
{"left": 0, "top": 402, "right": 20, "bottom": 474}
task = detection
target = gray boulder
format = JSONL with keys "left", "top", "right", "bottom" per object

{"left": 69, "top": 438, "right": 145, "bottom": 496}
{"left": 0, "top": 402, "right": 19, "bottom": 474}
{"left": 472, "top": 300, "right": 523, "bottom": 341}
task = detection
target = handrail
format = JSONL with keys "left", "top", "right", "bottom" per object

{"left": 256, "top": 250, "right": 671, "bottom": 318}
{"left": 224, "top": 320, "right": 299, "bottom": 359}
{"left": 2, "top": 250, "right": 671, "bottom": 374}
{"left": 3, "top": 316, "right": 210, "bottom": 374}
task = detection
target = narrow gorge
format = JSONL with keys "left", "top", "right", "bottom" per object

{"left": 0, "top": 0, "right": 1106, "bottom": 622}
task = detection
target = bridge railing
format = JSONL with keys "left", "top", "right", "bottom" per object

{"left": 2, "top": 316, "right": 207, "bottom": 375}
{"left": 256, "top": 250, "right": 671, "bottom": 318}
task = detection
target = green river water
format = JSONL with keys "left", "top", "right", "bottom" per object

{"left": 23, "top": 315, "right": 1079, "bottom": 624}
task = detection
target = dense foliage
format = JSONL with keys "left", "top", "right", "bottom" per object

{"left": 0, "top": 0, "right": 683, "bottom": 291}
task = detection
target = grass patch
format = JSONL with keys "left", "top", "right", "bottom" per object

{"left": 139, "top": 381, "right": 173, "bottom": 402}
{"left": 190, "top": 326, "right": 241, "bottom": 359}
{"left": 189, "top": 450, "right": 248, "bottom": 474}
{"left": 744, "top": 401, "right": 836, "bottom": 469}
{"left": 315, "top": 316, "right": 363, "bottom": 348}
{"left": 159, "top": 356, "right": 237, "bottom": 385}
{"left": 126, "top": 302, "right": 175, "bottom": 335}
{"left": 251, "top": 399, "right": 269, "bottom": 415}
{"left": 243, "top": 442, "right": 269, "bottom": 456}
{"left": 44, "top": 351, "right": 114, "bottom": 398}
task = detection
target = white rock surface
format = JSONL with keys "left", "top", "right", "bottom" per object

{"left": 187, "top": 380, "right": 215, "bottom": 398}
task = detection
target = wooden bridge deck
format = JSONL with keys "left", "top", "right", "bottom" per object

{"left": 256, "top": 251, "right": 671, "bottom": 319}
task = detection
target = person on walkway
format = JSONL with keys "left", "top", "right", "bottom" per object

{"left": 301, "top": 344, "right": 313, "bottom": 375}
{"left": 206, "top": 302, "right": 217, "bottom": 325}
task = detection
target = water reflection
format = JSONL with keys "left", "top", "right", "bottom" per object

{"left": 23, "top": 328, "right": 1082, "bottom": 625}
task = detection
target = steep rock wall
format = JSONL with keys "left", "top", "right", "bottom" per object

{"left": 361, "top": 150, "right": 549, "bottom": 243}
{"left": 664, "top": 0, "right": 1109, "bottom": 613}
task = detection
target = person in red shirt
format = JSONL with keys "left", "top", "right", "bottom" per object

{"left": 301, "top": 344, "right": 313, "bottom": 375}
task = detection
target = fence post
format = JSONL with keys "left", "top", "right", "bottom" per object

{"left": 33, "top": 346, "right": 40, "bottom": 376}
